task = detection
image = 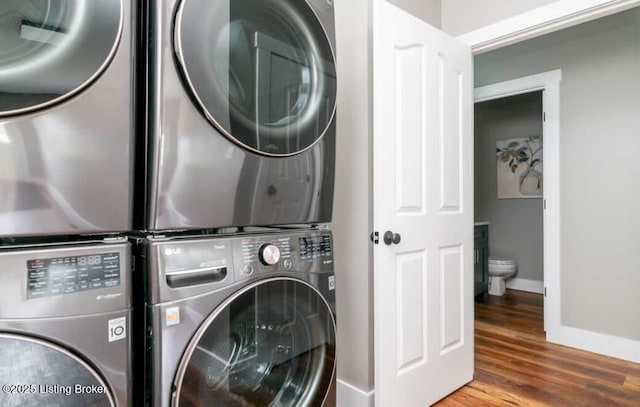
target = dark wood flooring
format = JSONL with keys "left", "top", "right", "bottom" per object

{"left": 435, "top": 289, "right": 640, "bottom": 406}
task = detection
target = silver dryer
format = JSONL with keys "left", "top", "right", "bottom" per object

{"left": 140, "top": 0, "right": 338, "bottom": 231}
{"left": 0, "top": 0, "right": 135, "bottom": 237}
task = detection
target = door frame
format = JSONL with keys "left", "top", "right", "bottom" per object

{"left": 457, "top": 0, "right": 640, "bottom": 54}
{"left": 474, "top": 70, "right": 561, "bottom": 338}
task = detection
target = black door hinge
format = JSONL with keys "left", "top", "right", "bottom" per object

{"left": 370, "top": 232, "right": 379, "bottom": 244}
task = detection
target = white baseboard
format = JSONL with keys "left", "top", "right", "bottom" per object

{"left": 506, "top": 277, "right": 544, "bottom": 294}
{"left": 547, "top": 324, "right": 640, "bottom": 364}
{"left": 337, "top": 379, "right": 374, "bottom": 407}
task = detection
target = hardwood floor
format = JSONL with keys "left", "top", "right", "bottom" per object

{"left": 435, "top": 289, "right": 640, "bottom": 406}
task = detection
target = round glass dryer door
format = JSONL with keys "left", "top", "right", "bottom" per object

{"left": 173, "top": 278, "right": 336, "bottom": 406}
{"left": 174, "top": 0, "right": 337, "bottom": 156}
{"left": 0, "top": 334, "right": 115, "bottom": 407}
{"left": 0, "top": 0, "right": 123, "bottom": 116}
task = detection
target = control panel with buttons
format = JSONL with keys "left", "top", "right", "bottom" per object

{"left": 154, "top": 230, "right": 333, "bottom": 293}
{"left": 232, "top": 230, "right": 333, "bottom": 282}
{"left": 150, "top": 230, "right": 335, "bottom": 303}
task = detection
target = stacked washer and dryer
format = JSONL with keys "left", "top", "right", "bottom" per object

{"left": 0, "top": 1, "right": 135, "bottom": 407}
{"left": 0, "top": 0, "right": 338, "bottom": 405}
{"left": 135, "top": 0, "right": 339, "bottom": 406}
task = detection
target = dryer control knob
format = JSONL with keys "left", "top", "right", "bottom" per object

{"left": 259, "top": 244, "right": 281, "bottom": 266}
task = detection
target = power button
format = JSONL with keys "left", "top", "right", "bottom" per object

{"left": 283, "top": 259, "right": 293, "bottom": 270}
{"left": 243, "top": 265, "right": 254, "bottom": 275}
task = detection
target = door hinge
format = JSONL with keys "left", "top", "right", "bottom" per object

{"left": 543, "top": 199, "right": 546, "bottom": 210}
{"left": 370, "top": 232, "right": 379, "bottom": 244}
{"left": 543, "top": 112, "right": 546, "bottom": 122}
{"left": 544, "top": 287, "right": 547, "bottom": 297}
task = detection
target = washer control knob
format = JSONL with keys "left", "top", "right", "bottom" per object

{"left": 259, "top": 244, "right": 281, "bottom": 266}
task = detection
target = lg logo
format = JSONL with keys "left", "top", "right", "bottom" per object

{"left": 164, "top": 247, "right": 182, "bottom": 256}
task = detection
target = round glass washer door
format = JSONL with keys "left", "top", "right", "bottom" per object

{"left": 173, "top": 278, "right": 336, "bottom": 406}
{"left": 174, "top": 0, "right": 337, "bottom": 156}
{"left": 0, "top": 333, "right": 115, "bottom": 407}
{"left": 0, "top": 0, "right": 123, "bottom": 116}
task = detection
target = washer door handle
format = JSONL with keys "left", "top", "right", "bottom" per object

{"left": 383, "top": 231, "right": 401, "bottom": 245}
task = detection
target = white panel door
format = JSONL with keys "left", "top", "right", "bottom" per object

{"left": 372, "top": 1, "right": 474, "bottom": 406}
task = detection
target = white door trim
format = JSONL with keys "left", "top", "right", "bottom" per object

{"left": 457, "top": 0, "right": 640, "bottom": 54}
{"left": 474, "top": 69, "right": 562, "bottom": 337}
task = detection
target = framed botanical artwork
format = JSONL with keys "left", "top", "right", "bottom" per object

{"left": 496, "top": 136, "right": 543, "bottom": 199}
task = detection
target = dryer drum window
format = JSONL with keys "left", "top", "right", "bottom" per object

{"left": 174, "top": 0, "right": 337, "bottom": 156}
{"left": 0, "top": 0, "right": 123, "bottom": 116}
{"left": 173, "top": 278, "right": 336, "bottom": 406}
{"left": 0, "top": 334, "right": 116, "bottom": 407}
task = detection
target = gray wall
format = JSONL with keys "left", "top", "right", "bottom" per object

{"left": 476, "top": 8, "right": 640, "bottom": 341}
{"left": 333, "top": 0, "right": 375, "bottom": 396}
{"left": 475, "top": 92, "right": 544, "bottom": 282}
{"left": 442, "top": 0, "right": 558, "bottom": 36}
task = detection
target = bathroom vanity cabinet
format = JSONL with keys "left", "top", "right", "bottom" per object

{"left": 474, "top": 223, "right": 489, "bottom": 298}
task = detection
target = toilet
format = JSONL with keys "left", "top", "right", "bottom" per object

{"left": 488, "top": 258, "right": 517, "bottom": 296}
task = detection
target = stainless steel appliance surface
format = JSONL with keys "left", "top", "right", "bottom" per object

{"left": 141, "top": 0, "right": 337, "bottom": 231}
{"left": 142, "top": 229, "right": 336, "bottom": 406}
{"left": 0, "top": 240, "right": 132, "bottom": 407}
{"left": 0, "top": 0, "right": 135, "bottom": 237}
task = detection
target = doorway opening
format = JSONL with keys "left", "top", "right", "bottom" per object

{"left": 474, "top": 91, "right": 544, "bottom": 328}
{"left": 473, "top": 70, "right": 561, "bottom": 338}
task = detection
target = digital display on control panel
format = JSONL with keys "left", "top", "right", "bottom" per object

{"left": 26, "top": 252, "right": 120, "bottom": 299}
{"left": 299, "top": 234, "right": 332, "bottom": 261}
{"left": 161, "top": 243, "right": 229, "bottom": 274}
